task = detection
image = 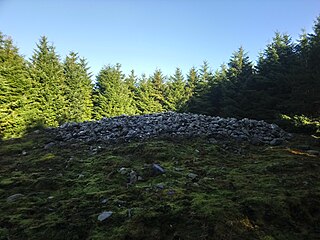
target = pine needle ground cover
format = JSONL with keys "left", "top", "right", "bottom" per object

{"left": 0, "top": 131, "right": 319, "bottom": 240}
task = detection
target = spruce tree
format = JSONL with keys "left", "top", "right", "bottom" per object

{"left": 125, "top": 70, "right": 139, "bottom": 114}
{"left": 135, "top": 74, "right": 164, "bottom": 114}
{"left": 221, "top": 47, "right": 253, "bottom": 118}
{"left": 149, "top": 69, "right": 167, "bottom": 109}
{"left": 165, "top": 68, "right": 188, "bottom": 111}
{"left": 29, "top": 36, "right": 66, "bottom": 126}
{"left": 93, "top": 64, "right": 135, "bottom": 119}
{"left": 63, "top": 52, "right": 93, "bottom": 122}
{"left": 305, "top": 16, "right": 320, "bottom": 116}
{"left": 198, "top": 60, "right": 213, "bottom": 91}
{"left": 185, "top": 66, "right": 199, "bottom": 98}
{"left": 205, "top": 64, "right": 228, "bottom": 116}
{"left": 187, "top": 62, "right": 214, "bottom": 114}
{"left": 253, "top": 33, "right": 297, "bottom": 120}
{"left": 0, "top": 32, "right": 32, "bottom": 138}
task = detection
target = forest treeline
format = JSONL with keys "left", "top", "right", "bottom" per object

{"left": 1, "top": 17, "right": 320, "bottom": 139}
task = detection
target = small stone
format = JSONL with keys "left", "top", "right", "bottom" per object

{"left": 22, "top": 150, "right": 27, "bottom": 156}
{"left": 155, "top": 183, "right": 165, "bottom": 189}
{"left": 48, "top": 196, "right": 54, "bottom": 199}
{"left": 101, "top": 199, "right": 108, "bottom": 204}
{"left": 7, "top": 193, "right": 24, "bottom": 202}
{"left": 128, "top": 208, "right": 132, "bottom": 218}
{"left": 78, "top": 174, "right": 85, "bottom": 178}
{"left": 270, "top": 138, "right": 283, "bottom": 146}
{"left": 44, "top": 142, "right": 55, "bottom": 149}
{"left": 129, "top": 170, "right": 137, "bottom": 184}
{"left": 137, "top": 176, "right": 143, "bottom": 181}
{"left": 174, "top": 167, "right": 183, "bottom": 171}
{"left": 152, "top": 164, "right": 165, "bottom": 174}
{"left": 187, "top": 173, "right": 198, "bottom": 180}
{"left": 167, "top": 190, "right": 175, "bottom": 196}
{"left": 119, "top": 167, "right": 128, "bottom": 175}
{"left": 98, "top": 211, "right": 113, "bottom": 221}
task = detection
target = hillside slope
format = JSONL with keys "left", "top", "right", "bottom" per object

{"left": 0, "top": 116, "right": 319, "bottom": 240}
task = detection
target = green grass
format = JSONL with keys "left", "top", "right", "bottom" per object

{"left": 0, "top": 130, "right": 319, "bottom": 240}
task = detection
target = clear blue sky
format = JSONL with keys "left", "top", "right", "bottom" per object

{"left": 0, "top": 0, "right": 319, "bottom": 78}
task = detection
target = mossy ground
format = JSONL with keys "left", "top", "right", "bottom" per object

{"left": 0, "top": 131, "right": 319, "bottom": 240}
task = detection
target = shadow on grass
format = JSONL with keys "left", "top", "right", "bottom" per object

{"left": 0, "top": 129, "right": 319, "bottom": 240}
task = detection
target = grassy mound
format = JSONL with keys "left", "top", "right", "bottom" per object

{"left": 0, "top": 131, "right": 319, "bottom": 239}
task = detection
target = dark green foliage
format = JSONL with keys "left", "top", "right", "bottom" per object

{"left": 296, "top": 16, "right": 320, "bottom": 116}
{"left": 29, "top": 36, "right": 67, "bottom": 127}
{"left": 93, "top": 64, "right": 136, "bottom": 119}
{"left": 135, "top": 69, "right": 170, "bottom": 114}
{"left": 149, "top": 69, "right": 168, "bottom": 110}
{"left": 185, "top": 66, "right": 198, "bottom": 96}
{"left": 63, "top": 52, "right": 93, "bottom": 122}
{"left": 124, "top": 70, "right": 140, "bottom": 114}
{"left": 220, "top": 47, "right": 253, "bottom": 118}
{"left": 135, "top": 74, "right": 164, "bottom": 114}
{"left": 187, "top": 61, "right": 214, "bottom": 114}
{"left": 165, "top": 68, "right": 189, "bottom": 111}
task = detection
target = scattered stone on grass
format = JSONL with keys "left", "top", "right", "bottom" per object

{"left": 97, "top": 211, "right": 113, "bottom": 222}
{"left": 187, "top": 173, "right": 198, "bottom": 180}
{"left": 44, "top": 142, "right": 55, "bottom": 149}
{"left": 152, "top": 164, "right": 165, "bottom": 174}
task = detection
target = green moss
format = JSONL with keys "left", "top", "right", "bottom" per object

{"left": 38, "top": 153, "right": 56, "bottom": 161}
{"left": 0, "top": 132, "right": 319, "bottom": 239}
{"left": 0, "top": 178, "right": 15, "bottom": 186}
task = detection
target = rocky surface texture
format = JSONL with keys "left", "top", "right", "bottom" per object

{"left": 49, "top": 112, "right": 292, "bottom": 145}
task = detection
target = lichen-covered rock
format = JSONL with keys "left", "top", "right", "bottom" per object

{"left": 49, "top": 112, "right": 292, "bottom": 145}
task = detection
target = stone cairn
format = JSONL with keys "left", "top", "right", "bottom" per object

{"left": 49, "top": 112, "right": 292, "bottom": 145}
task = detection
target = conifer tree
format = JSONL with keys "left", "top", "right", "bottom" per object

{"left": 305, "top": 16, "right": 320, "bottom": 116}
{"left": 221, "top": 47, "right": 253, "bottom": 118}
{"left": 198, "top": 60, "right": 214, "bottom": 91}
{"left": 165, "top": 68, "right": 188, "bottom": 111}
{"left": 185, "top": 66, "right": 199, "bottom": 98}
{"left": 125, "top": 70, "right": 139, "bottom": 114}
{"left": 29, "top": 36, "right": 66, "bottom": 126}
{"left": 187, "top": 62, "right": 214, "bottom": 114}
{"left": 253, "top": 33, "right": 297, "bottom": 120}
{"left": 93, "top": 64, "right": 135, "bottom": 119}
{"left": 205, "top": 64, "right": 228, "bottom": 116}
{"left": 149, "top": 69, "right": 167, "bottom": 109}
{"left": 0, "top": 32, "right": 32, "bottom": 138}
{"left": 63, "top": 52, "right": 93, "bottom": 122}
{"left": 135, "top": 74, "right": 164, "bottom": 113}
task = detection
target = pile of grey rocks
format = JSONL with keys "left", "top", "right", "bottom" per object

{"left": 49, "top": 112, "right": 292, "bottom": 145}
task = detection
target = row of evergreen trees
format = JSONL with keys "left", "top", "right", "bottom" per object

{"left": 1, "top": 16, "right": 319, "bottom": 138}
